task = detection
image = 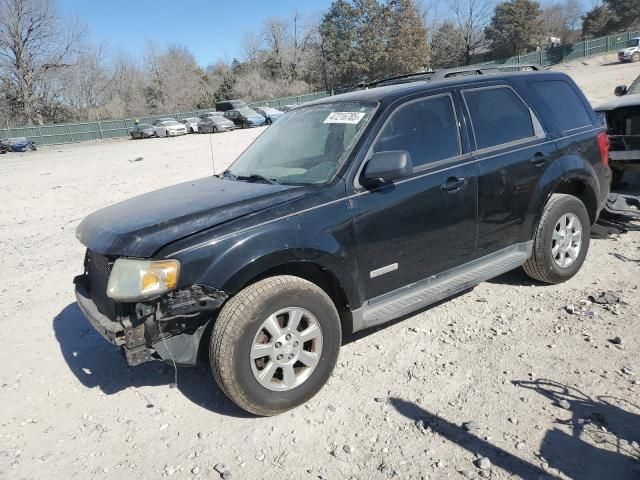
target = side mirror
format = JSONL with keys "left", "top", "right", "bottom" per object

{"left": 361, "top": 150, "right": 412, "bottom": 187}
{"left": 614, "top": 85, "right": 627, "bottom": 97}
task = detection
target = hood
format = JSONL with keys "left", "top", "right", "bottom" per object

{"left": 594, "top": 93, "right": 640, "bottom": 111}
{"left": 76, "top": 176, "right": 304, "bottom": 257}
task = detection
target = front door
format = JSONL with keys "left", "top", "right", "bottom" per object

{"left": 350, "top": 93, "right": 478, "bottom": 301}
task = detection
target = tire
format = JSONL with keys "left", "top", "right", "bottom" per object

{"left": 242, "top": 121, "right": 248, "bottom": 129}
{"left": 523, "top": 193, "right": 591, "bottom": 284}
{"left": 210, "top": 275, "right": 341, "bottom": 416}
{"left": 266, "top": 118, "right": 272, "bottom": 125}
{"left": 213, "top": 127, "right": 218, "bottom": 134}
{"left": 632, "top": 52, "right": 640, "bottom": 63}
{"left": 165, "top": 130, "right": 169, "bottom": 137}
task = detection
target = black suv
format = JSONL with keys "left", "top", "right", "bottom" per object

{"left": 74, "top": 67, "right": 610, "bottom": 416}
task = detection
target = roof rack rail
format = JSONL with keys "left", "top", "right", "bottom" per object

{"left": 349, "top": 64, "right": 543, "bottom": 91}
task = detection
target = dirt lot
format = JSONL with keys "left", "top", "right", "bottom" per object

{"left": 1, "top": 57, "right": 640, "bottom": 480}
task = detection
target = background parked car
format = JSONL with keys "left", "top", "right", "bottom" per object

{"left": 215, "top": 99, "right": 247, "bottom": 112}
{"left": 180, "top": 118, "right": 200, "bottom": 133}
{"left": 3, "top": 137, "right": 37, "bottom": 151}
{"left": 279, "top": 104, "right": 300, "bottom": 112}
{"left": 255, "top": 107, "right": 284, "bottom": 124}
{"left": 153, "top": 120, "right": 187, "bottom": 137}
{"left": 198, "top": 115, "right": 235, "bottom": 133}
{"left": 129, "top": 123, "right": 155, "bottom": 139}
{"left": 223, "top": 108, "right": 266, "bottom": 128}
{"left": 618, "top": 37, "right": 640, "bottom": 63}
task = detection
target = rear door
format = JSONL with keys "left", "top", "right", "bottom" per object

{"left": 350, "top": 92, "right": 478, "bottom": 300}
{"left": 461, "top": 84, "right": 556, "bottom": 257}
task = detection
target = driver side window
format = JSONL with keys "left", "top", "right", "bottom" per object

{"left": 373, "top": 95, "right": 461, "bottom": 171}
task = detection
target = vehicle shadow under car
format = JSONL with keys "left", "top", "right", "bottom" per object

{"left": 53, "top": 302, "right": 252, "bottom": 418}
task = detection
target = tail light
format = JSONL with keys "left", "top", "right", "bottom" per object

{"left": 597, "top": 131, "right": 609, "bottom": 167}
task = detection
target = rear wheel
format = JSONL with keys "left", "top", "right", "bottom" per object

{"left": 213, "top": 126, "right": 218, "bottom": 133}
{"left": 210, "top": 276, "right": 341, "bottom": 416}
{"left": 242, "top": 121, "right": 248, "bottom": 129}
{"left": 523, "top": 194, "right": 590, "bottom": 284}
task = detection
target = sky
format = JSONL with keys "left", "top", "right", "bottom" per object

{"left": 58, "top": 0, "right": 332, "bottom": 66}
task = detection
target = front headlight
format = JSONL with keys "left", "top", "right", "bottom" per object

{"left": 106, "top": 258, "right": 180, "bottom": 301}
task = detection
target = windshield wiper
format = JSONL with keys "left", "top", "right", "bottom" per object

{"left": 238, "top": 174, "right": 280, "bottom": 185}
{"left": 219, "top": 169, "right": 237, "bottom": 181}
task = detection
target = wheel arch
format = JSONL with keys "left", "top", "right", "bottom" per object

{"left": 551, "top": 177, "right": 599, "bottom": 224}
{"left": 220, "top": 256, "right": 358, "bottom": 334}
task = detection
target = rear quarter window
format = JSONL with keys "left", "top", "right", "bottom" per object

{"left": 463, "top": 86, "right": 535, "bottom": 150}
{"left": 529, "top": 80, "right": 593, "bottom": 132}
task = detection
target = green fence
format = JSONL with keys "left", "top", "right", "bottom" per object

{"left": 0, "top": 90, "right": 331, "bottom": 146}
{"left": 1, "top": 29, "right": 638, "bottom": 147}
{"left": 473, "top": 30, "right": 640, "bottom": 68}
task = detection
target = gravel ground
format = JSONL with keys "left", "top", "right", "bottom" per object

{"left": 1, "top": 56, "right": 639, "bottom": 480}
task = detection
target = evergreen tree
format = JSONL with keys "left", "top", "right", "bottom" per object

{"left": 431, "top": 22, "right": 466, "bottom": 68}
{"left": 386, "top": 0, "right": 430, "bottom": 75}
{"left": 485, "top": 0, "right": 544, "bottom": 57}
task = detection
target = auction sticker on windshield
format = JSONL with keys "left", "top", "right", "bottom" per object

{"left": 324, "top": 112, "right": 367, "bottom": 124}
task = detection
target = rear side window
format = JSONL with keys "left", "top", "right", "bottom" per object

{"left": 373, "top": 95, "right": 460, "bottom": 169}
{"left": 463, "top": 86, "right": 535, "bottom": 150}
{"left": 529, "top": 80, "right": 592, "bottom": 132}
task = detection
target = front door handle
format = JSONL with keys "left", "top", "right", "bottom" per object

{"left": 441, "top": 176, "right": 467, "bottom": 192}
{"left": 531, "top": 152, "right": 547, "bottom": 166}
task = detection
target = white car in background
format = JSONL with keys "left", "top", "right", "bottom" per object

{"left": 618, "top": 37, "right": 640, "bottom": 63}
{"left": 153, "top": 119, "right": 187, "bottom": 137}
{"left": 180, "top": 118, "right": 200, "bottom": 133}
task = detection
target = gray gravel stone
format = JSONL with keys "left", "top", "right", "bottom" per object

{"left": 476, "top": 457, "right": 491, "bottom": 470}
{"left": 558, "top": 399, "right": 571, "bottom": 409}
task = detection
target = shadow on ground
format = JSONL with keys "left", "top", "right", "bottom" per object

{"left": 390, "top": 378, "right": 640, "bottom": 480}
{"left": 53, "top": 302, "right": 251, "bottom": 417}
{"left": 514, "top": 379, "right": 640, "bottom": 480}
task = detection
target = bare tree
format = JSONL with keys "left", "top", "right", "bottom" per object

{"left": 59, "top": 43, "right": 116, "bottom": 120}
{"left": 0, "top": 0, "right": 84, "bottom": 124}
{"left": 448, "top": 0, "right": 493, "bottom": 64}
{"left": 540, "top": 0, "right": 583, "bottom": 43}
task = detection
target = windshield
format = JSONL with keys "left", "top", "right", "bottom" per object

{"left": 629, "top": 39, "right": 640, "bottom": 47}
{"left": 229, "top": 101, "right": 376, "bottom": 185}
{"left": 164, "top": 120, "right": 180, "bottom": 126}
{"left": 629, "top": 75, "right": 640, "bottom": 95}
{"left": 138, "top": 124, "right": 152, "bottom": 129}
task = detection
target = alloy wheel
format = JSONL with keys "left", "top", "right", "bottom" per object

{"left": 250, "top": 307, "right": 323, "bottom": 392}
{"left": 551, "top": 212, "right": 582, "bottom": 268}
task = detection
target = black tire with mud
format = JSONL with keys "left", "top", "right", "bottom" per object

{"left": 523, "top": 193, "right": 591, "bottom": 284}
{"left": 210, "top": 275, "right": 341, "bottom": 416}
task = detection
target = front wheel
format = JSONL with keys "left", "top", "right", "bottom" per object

{"left": 632, "top": 52, "right": 640, "bottom": 63}
{"left": 242, "top": 121, "right": 248, "bottom": 129}
{"left": 523, "top": 193, "right": 591, "bottom": 284}
{"left": 210, "top": 276, "right": 341, "bottom": 416}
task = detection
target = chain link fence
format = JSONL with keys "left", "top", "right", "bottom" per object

{"left": 1, "top": 30, "right": 638, "bottom": 147}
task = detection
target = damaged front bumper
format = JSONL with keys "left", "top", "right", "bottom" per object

{"left": 74, "top": 275, "right": 227, "bottom": 367}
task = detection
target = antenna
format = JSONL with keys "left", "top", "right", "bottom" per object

{"left": 209, "top": 131, "right": 215, "bottom": 175}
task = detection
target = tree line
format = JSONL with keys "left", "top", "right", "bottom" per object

{"left": 0, "top": 0, "right": 638, "bottom": 126}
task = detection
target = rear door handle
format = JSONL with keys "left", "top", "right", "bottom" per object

{"left": 531, "top": 152, "right": 547, "bottom": 166}
{"left": 441, "top": 176, "right": 467, "bottom": 192}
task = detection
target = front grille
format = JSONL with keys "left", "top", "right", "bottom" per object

{"left": 86, "top": 250, "right": 118, "bottom": 320}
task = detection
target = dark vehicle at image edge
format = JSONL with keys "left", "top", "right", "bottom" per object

{"left": 594, "top": 72, "right": 640, "bottom": 187}
{"left": 74, "top": 68, "right": 610, "bottom": 416}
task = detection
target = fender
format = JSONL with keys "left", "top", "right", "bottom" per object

{"left": 162, "top": 193, "right": 364, "bottom": 310}
{"left": 522, "top": 157, "right": 565, "bottom": 241}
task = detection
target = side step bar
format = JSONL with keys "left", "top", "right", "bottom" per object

{"left": 351, "top": 242, "right": 532, "bottom": 332}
